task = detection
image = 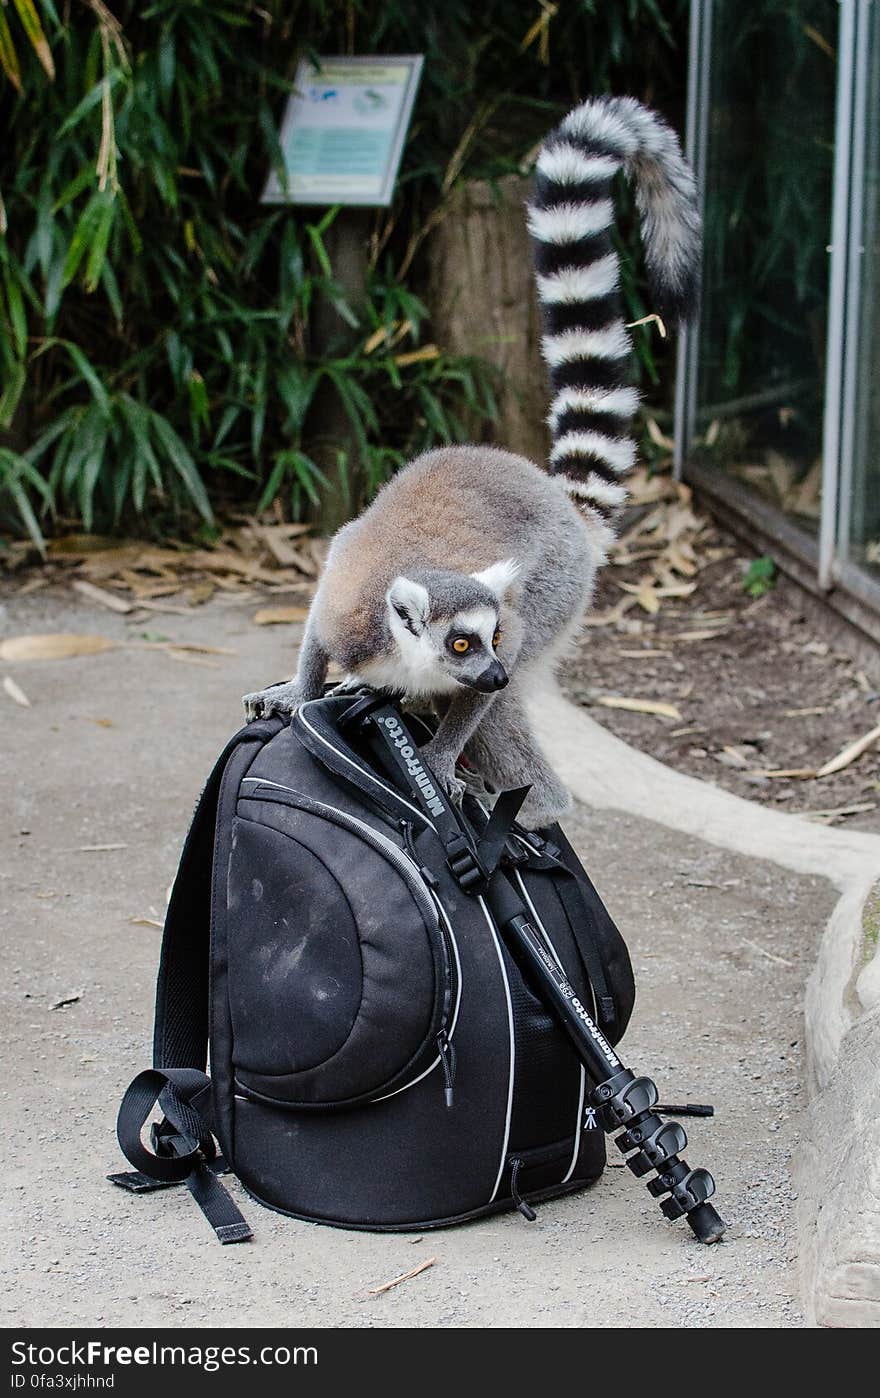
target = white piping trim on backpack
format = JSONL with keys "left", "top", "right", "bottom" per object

{"left": 514, "top": 869, "right": 588, "bottom": 1187}
{"left": 240, "top": 776, "right": 433, "bottom": 891}
{"left": 480, "top": 894, "right": 516, "bottom": 1204}
{"left": 372, "top": 891, "right": 463, "bottom": 1104}
{"left": 296, "top": 703, "right": 438, "bottom": 832}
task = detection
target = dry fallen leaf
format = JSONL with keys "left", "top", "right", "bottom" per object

{"left": 816, "top": 722, "right": 880, "bottom": 779}
{"left": 393, "top": 345, "right": 440, "bottom": 367}
{"left": 16, "top": 576, "right": 49, "bottom": 597}
{"left": 163, "top": 650, "right": 220, "bottom": 669}
{"left": 803, "top": 801, "right": 877, "bottom": 822}
{"left": 671, "top": 629, "right": 728, "bottom": 643}
{"left": 582, "top": 597, "right": 637, "bottom": 628}
{"left": 0, "top": 633, "right": 117, "bottom": 661}
{"left": 253, "top": 606, "right": 310, "bottom": 626}
{"left": 3, "top": 676, "right": 31, "bottom": 707}
{"left": 186, "top": 580, "right": 216, "bottom": 606}
{"left": 365, "top": 1257, "right": 437, "bottom": 1296}
{"left": 134, "top": 641, "right": 235, "bottom": 656}
{"left": 71, "top": 579, "right": 134, "bottom": 613}
{"left": 597, "top": 696, "right": 682, "bottom": 720}
{"left": 129, "top": 916, "right": 164, "bottom": 929}
{"left": 751, "top": 767, "right": 817, "bottom": 780}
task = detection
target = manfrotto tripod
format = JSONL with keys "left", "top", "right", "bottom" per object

{"left": 345, "top": 690, "right": 727, "bottom": 1245}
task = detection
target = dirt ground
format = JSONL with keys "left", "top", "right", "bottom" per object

{"left": 562, "top": 523, "right": 880, "bottom": 833}
{"left": 0, "top": 588, "right": 838, "bottom": 1327}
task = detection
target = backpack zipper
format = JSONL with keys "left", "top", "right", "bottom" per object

{"left": 240, "top": 777, "right": 459, "bottom": 1105}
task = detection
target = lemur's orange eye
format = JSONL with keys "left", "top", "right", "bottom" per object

{"left": 492, "top": 630, "right": 502, "bottom": 650}
{"left": 452, "top": 636, "right": 470, "bottom": 654}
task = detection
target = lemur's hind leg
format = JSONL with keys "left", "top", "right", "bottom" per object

{"left": 243, "top": 629, "right": 328, "bottom": 721}
{"left": 462, "top": 687, "right": 573, "bottom": 830}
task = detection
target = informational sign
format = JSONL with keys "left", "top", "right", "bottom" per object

{"left": 262, "top": 55, "right": 424, "bottom": 207}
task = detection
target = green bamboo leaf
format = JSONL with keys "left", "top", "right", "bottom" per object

{"left": 0, "top": 12, "right": 22, "bottom": 92}
{"left": 34, "top": 338, "right": 111, "bottom": 416}
{"left": 2, "top": 270, "right": 27, "bottom": 357}
{"left": 100, "top": 259, "right": 123, "bottom": 326}
{"left": 83, "top": 198, "right": 115, "bottom": 293}
{"left": 57, "top": 71, "right": 122, "bottom": 136}
{"left": 12, "top": 0, "right": 55, "bottom": 80}
{"left": 60, "top": 192, "right": 105, "bottom": 290}
{"left": 70, "top": 408, "right": 109, "bottom": 530}
{"left": 0, "top": 449, "right": 47, "bottom": 552}
{"left": 24, "top": 410, "right": 75, "bottom": 465}
{"left": 0, "top": 363, "right": 26, "bottom": 428}
{"left": 119, "top": 394, "right": 162, "bottom": 509}
{"left": 148, "top": 411, "right": 213, "bottom": 522}
{"left": 187, "top": 370, "right": 209, "bottom": 428}
{"left": 53, "top": 166, "right": 96, "bottom": 212}
{"left": 306, "top": 223, "right": 332, "bottom": 279}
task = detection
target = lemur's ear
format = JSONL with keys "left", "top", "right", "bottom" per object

{"left": 471, "top": 557, "right": 520, "bottom": 598}
{"left": 387, "top": 576, "right": 430, "bottom": 635}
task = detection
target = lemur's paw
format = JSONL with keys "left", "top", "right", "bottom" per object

{"left": 421, "top": 742, "right": 467, "bottom": 806}
{"left": 517, "top": 784, "right": 574, "bottom": 832}
{"left": 242, "top": 681, "right": 303, "bottom": 722}
{"left": 442, "top": 772, "right": 467, "bottom": 806}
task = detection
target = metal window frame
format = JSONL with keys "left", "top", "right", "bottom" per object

{"left": 673, "top": 0, "right": 712, "bottom": 480}
{"left": 834, "top": 0, "right": 874, "bottom": 575}
{"left": 674, "top": 0, "right": 880, "bottom": 627}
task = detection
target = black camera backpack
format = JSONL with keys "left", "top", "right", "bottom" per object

{"left": 112, "top": 690, "right": 635, "bottom": 1243}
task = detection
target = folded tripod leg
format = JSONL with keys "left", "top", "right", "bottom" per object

{"left": 486, "top": 870, "right": 727, "bottom": 1245}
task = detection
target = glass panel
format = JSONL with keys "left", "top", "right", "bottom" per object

{"left": 846, "top": 1, "right": 880, "bottom": 575}
{"left": 693, "top": 0, "right": 837, "bottom": 531}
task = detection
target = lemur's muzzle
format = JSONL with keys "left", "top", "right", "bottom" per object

{"left": 465, "top": 660, "right": 508, "bottom": 693}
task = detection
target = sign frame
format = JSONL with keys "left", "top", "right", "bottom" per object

{"left": 261, "top": 54, "right": 424, "bottom": 208}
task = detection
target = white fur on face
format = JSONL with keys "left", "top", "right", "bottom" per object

{"left": 354, "top": 599, "right": 500, "bottom": 701}
{"left": 453, "top": 606, "right": 498, "bottom": 654}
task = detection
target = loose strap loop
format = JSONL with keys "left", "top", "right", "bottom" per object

{"left": 112, "top": 1067, "right": 252, "bottom": 1244}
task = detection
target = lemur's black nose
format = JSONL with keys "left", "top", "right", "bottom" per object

{"left": 482, "top": 661, "right": 508, "bottom": 691}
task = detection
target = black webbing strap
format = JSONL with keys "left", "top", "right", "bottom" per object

{"left": 475, "top": 786, "right": 531, "bottom": 879}
{"left": 553, "top": 875, "right": 617, "bottom": 1033}
{"left": 153, "top": 722, "right": 277, "bottom": 1071}
{"left": 112, "top": 721, "right": 279, "bottom": 1244}
{"left": 518, "top": 836, "right": 617, "bottom": 1032}
{"left": 363, "top": 704, "right": 528, "bottom": 891}
{"left": 112, "top": 1068, "right": 252, "bottom": 1244}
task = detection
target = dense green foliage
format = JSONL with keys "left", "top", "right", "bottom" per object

{"left": 0, "top": 1, "right": 687, "bottom": 548}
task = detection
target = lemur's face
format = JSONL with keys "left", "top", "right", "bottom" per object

{"left": 380, "top": 563, "right": 517, "bottom": 700}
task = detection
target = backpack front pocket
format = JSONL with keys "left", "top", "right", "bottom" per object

{"left": 227, "top": 784, "right": 456, "bottom": 1109}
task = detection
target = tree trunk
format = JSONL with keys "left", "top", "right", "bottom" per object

{"left": 306, "top": 209, "right": 372, "bottom": 534}
{"left": 427, "top": 173, "right": 549, "bottom": 467}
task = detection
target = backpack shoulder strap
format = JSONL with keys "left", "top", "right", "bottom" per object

{"left": 153, "top": 719, "right": 279, "bottom": 1071}
{"left": 111, "top": 718, "right": 282, "bottom": 1244}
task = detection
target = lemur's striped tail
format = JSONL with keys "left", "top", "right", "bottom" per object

{"left": 528, "top": 96, "right": 701, "bottom": 527}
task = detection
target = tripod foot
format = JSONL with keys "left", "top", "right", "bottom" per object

{"left": 686, "top": 1201, "right": 727, "bottom": 1244}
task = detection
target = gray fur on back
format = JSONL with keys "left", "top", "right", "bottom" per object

{"left": 313, "top": 444, "right": 595, "bottom": 671}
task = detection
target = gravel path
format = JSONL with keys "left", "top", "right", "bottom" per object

{"left": 0, "top": 591, "right": 835, "bottom": 1326}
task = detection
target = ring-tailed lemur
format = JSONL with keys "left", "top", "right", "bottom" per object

{"left": 244, "top": 96, "right": 701, "bottom": 828}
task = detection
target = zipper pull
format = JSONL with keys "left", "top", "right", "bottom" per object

{"left": 509, "top": 1157, "right": 537, "bottom": 1222}
{"left": 436, "top": 1028, "right": 456, "bottom": 1109}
